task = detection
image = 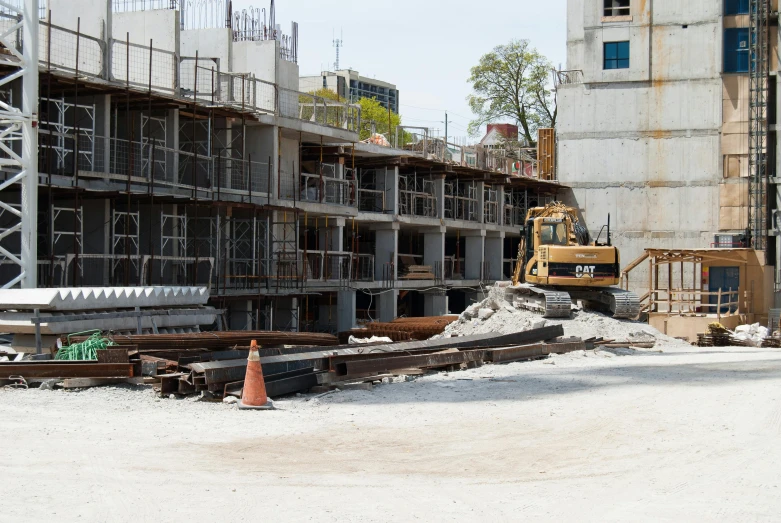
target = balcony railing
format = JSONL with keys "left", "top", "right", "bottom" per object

{"left": 37, "top": 132, "right": 271, "bottom": 196}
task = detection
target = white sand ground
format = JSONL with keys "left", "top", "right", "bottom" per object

{"left": 2, "top": 343, "right": 780, "bottom": 522}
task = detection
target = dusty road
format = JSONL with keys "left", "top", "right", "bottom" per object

{"left": 2, "top": 344, "right": 781, "bottom": 522}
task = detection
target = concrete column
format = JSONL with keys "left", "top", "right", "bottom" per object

{"left": 433, "top": 174, "right": 445, "bottom": 219}
{"left": 464, "top": 230, "right": 486, "bottom": 280}
{"left": 423, "top": 226, "right": 445, "bottom": 279}
{"left": 337, "top": 290, "right": 356, "bottom": 332}
{"left": 374, "top": 225, "right": 398, "bottom": 280}
{"left": 476, "top": 181, "right": 485, "bottom": 223}
{"left": 484, "top": 232, "right": 505, "bottom": 281}
{"left": 424, "top": 291, "right": 448, "bottom": 316}
{"left": 376, "top": 289, "right": 398, "bottom": 322}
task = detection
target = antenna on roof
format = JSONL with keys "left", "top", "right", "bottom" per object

{"left": 333, "top": 29, "right": 343, "bottom": 71}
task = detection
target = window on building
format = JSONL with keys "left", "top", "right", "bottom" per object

{"left": 604, "top": 0, "right": 630, "bottom": 17}
{"left": 604, "top": 41, "right": 630, "bottom": 69}
{"left": 724, "top": 28, "right": 749, "bottom": 73}
{"left": 725, "top": 0, "right": 749, "bottom": 15}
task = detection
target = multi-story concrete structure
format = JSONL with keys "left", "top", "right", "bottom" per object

{"left": 559, "top": 0, "right": 780, "bottom": 305}
{"left": 0, "top": 0, "right": 558, "bottom": 332}
{"left": 300, "top": 69, "right": 399, "bottom": 113}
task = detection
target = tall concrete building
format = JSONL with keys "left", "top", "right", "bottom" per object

{"left": 300, "top": 70, "right": 399, "bottom": 113}
{"left": 559, "top": 0, "right": 779, "bottom": 302}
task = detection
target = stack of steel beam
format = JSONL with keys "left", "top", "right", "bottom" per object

{"left": 66, "top": 331, "right": 339, "bottom": 351}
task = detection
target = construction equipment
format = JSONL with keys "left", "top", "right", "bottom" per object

{"left": 511, "top": 202, "right": 641, "bottom": 319}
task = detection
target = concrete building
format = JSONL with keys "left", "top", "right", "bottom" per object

{"left": 558, "top": 0, "right": 780, "bottom": 306}
{"left": 0, "top": 0, "right": 558, "bottom": 332}
{"left": 300, "top": 70, "right": 399, "bottom": 113}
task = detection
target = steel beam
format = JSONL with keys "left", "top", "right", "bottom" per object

{"left": 0, "top": 362, "right": 133, "bottom": 379}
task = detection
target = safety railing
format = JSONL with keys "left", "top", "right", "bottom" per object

{"left": 357, "top": 188, "right": 385, "bottom": 213}
{"left": 351, "top": 253, "right": 374, "bottom": 282}
{"left": 399, "top": 176, "right": 437, "bottom": 218}
{"left": 554, "top": 69, "right": 584, "bottom": 87}
{"left": 484, "top": 186, "right": 499, "bottom": 225}
{"left": 648, "top": 288, "right": 743, "bottom": 319}
{"left": 280, "top": 88, "right": 360, "bottom": 132}
{"left": 39, "top": 20, "right": 105, "bottom": 78}
{"left": 111, "top": 37, "right": 178, "bottom": 93}
{"left": 1, "top": 19, "right": 359, "bottom": 131}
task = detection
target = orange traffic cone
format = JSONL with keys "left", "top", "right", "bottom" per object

{"left": 238, "top": 340, "right": 274, "bottom": 410}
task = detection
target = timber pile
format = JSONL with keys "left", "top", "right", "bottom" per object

{"left": 344, "top": 316, "right": 458, "bottom": 342}
{"left": 400, "top": 265, "right": 436, "bottom": 280}
{"left": 762, "top": 337, "right": 781, "bottom": 349}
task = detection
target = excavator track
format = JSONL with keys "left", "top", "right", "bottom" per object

{"left": 599, "top": 288, "right": 642, "bottom": 319}
{"left": 567, "top": 287, "right": 642, "bottom": 320}
{"left": 511, "top": 285, "right": 572, "bottom": 318}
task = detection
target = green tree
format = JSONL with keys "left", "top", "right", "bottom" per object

{"left": 467, "top": 40, "right": 556, "bottom": 146}
{"left": 357, "top": 96, "right": 402, "bottom": 142}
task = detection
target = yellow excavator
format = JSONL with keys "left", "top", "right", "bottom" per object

{"left": 511, "top": 202, "right": 640, "bottom": 319}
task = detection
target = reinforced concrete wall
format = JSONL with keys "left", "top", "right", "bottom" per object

{"left": 560, "top": 0, "right": 725, "bottom": 293}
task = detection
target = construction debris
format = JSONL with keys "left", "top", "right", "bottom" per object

{"left": 697, "top": 322, "right": 772, "bottom": 348}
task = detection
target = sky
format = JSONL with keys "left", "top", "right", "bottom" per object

{"left": 232, "top": 0, "right": 567, "bottom": 142}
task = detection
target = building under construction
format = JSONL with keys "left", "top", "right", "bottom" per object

{"left": 0, "top": 0, "right": 559, "bottom": 333}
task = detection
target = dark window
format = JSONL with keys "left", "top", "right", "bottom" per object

{"left": 604, "top": 0, "right": 630, "bottom": 17}
{"left": 604, "top": 41, "right": 630, "bottom": 69}
{"left": 725, "top": 0, "right": 749, "bottom": 15}
{"left": 540, "top": 223, "right": 568, "bottom": 246}
{"left": 724, "top": 28, "right": 749, "bottom": 73}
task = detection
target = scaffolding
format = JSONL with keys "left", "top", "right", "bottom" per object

{"left": 0, "top": 0, "right": 38, "bottom": 288}
{"left": 748, "top": 0, "right": 770, "bottom": 253}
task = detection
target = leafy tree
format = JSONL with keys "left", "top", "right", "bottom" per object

{"left": 357, "top": 96, "right": 402, "bottom": 142}
{"left": 467, "top": 40, "right": 556, "bottom": 146}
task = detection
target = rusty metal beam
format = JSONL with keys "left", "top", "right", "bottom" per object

{"left": 336, "top": 350, "right": 486, "bottom": 377}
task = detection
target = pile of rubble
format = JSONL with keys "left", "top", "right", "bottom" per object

{"left": 439, "top": 284, "right": 673, "bottom": 347}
